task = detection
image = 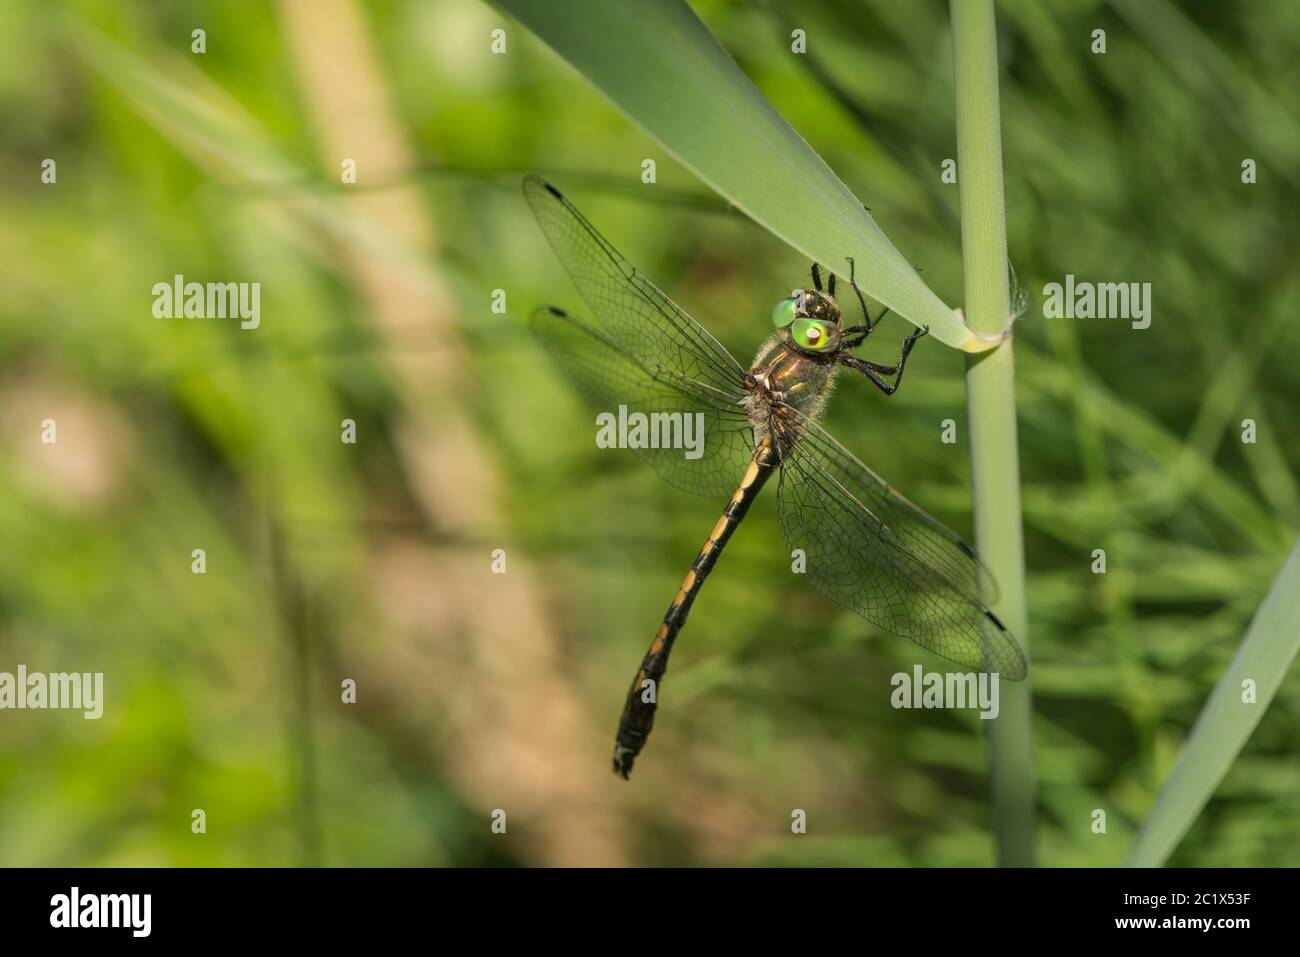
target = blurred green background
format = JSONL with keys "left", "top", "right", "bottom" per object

{"left": 1, "top": 0, "right": 1297, "bottom": 866}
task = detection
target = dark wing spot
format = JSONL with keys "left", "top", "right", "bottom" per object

{"left": 984, "top": 611, "right": 1007, "bottom": 632}
{"left": 544, "top": 180, "right": 563, "bottom": 199}
{"left": 958, "top": 540, "right": 977, "bottom": 559}
{"left": 547, "top": 305, "right": 569, "bottom": 317}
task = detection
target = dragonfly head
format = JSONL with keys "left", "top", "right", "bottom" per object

{"left": 771, "top": 287, "right": 843, "bottom": 355}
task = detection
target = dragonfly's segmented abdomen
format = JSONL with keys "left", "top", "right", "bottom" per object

{"left": 612, "top": 439, "right": 778, "bottom": 778}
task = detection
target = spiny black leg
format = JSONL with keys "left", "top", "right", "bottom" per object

{"left": 827, "top": 272, "right": 836, "bottom": 298}
{"left": 845, "top": 257, "right": 873, "bottom": 330}
{"left": 840, "top": 256, "right": 878, "bottom": 349}
{"left": 841, "top": 354, "right": 901, "bottom": 395}
{"left": 810, "top": 262, "right": 823, "bottom": 292}
{"left": 858, "top": 324, "right": 925, "bottom": 373}
{"left": 841, "top": 324, "right": 870, "bottom": 348}
{"left": 840, "top": 325, "right": 928, "bottom": 395}
{"left": 889, "top": 323, "right": 928, "bottom": 375}
{"left": 842, "top": 314, "right": 894, "bottom": 350}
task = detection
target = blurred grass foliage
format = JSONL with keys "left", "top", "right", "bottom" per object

{"left": 0, "top": 0, "right": 1297, "bottom": 866}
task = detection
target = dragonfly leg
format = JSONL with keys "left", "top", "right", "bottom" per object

{"left": 845, "top": 257, "right": 872, "bottom": 328}
{"left": 841, "top": 324, "right": 868, "bottom": 348}
{"left": 810, "top": 262, "right": 823, "bottom": 292}
{"left": 840, "top": 325, "right": 928, "bottom": 395}
{"left": 841, "top": 257, "right": 894, "bottom": 349}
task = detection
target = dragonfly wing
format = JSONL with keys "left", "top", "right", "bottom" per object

{"left": 776, "top": 417, "right": 1026, "bottom": 679}
{"left": 524, "top": 174, "right": 748, "bottom": 400}
{"left": 531, "top": 306, "right": 756, "bottom": 500}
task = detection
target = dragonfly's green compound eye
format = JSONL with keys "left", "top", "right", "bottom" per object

{"left": 791, "top": 317, "right": 836, "bottom": 351}
{"left": 772, "top": 296, "right": 797, "bottom": 329}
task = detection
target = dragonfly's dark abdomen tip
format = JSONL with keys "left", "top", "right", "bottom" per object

{"left": 985, "top": 610, "right": 1007, "bottom": 632}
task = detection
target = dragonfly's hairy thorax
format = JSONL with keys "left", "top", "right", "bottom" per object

{"left": 745, "top": 333, "right": 838, "bottom": 457}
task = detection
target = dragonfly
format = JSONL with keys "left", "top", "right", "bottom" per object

{"left": 522, "top": 174, "right": 1027, "bottom": 779}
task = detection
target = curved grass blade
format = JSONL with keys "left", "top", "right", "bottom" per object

{"left": 492, "top": 0, "right": 986, "bottom": 351}
{"left": 1126, "top": 537, "right": 1300, "bottom": 867}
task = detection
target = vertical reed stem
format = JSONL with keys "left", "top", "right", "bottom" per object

{"left": 951, "top": 0, "right": 1037, "bottom": 866}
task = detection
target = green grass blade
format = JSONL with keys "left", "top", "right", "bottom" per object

{"left": 491, "top": 0, "right": 986, "bottom": 351}
{"left": 950, "top": 0, "right": 1036, "bottom": 866}
{"left": 1127, "top": 538, "right": 1300, "bottom": 867}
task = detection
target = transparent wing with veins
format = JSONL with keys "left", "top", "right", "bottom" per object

{"left": 524, "top": 174, "right": 747, "bottom": 401}
{"left": 776, "top": 412, "right": 1025, "bottom": 678}
{"left": 529, "top": 305, "right": 756, "bottom": 500}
